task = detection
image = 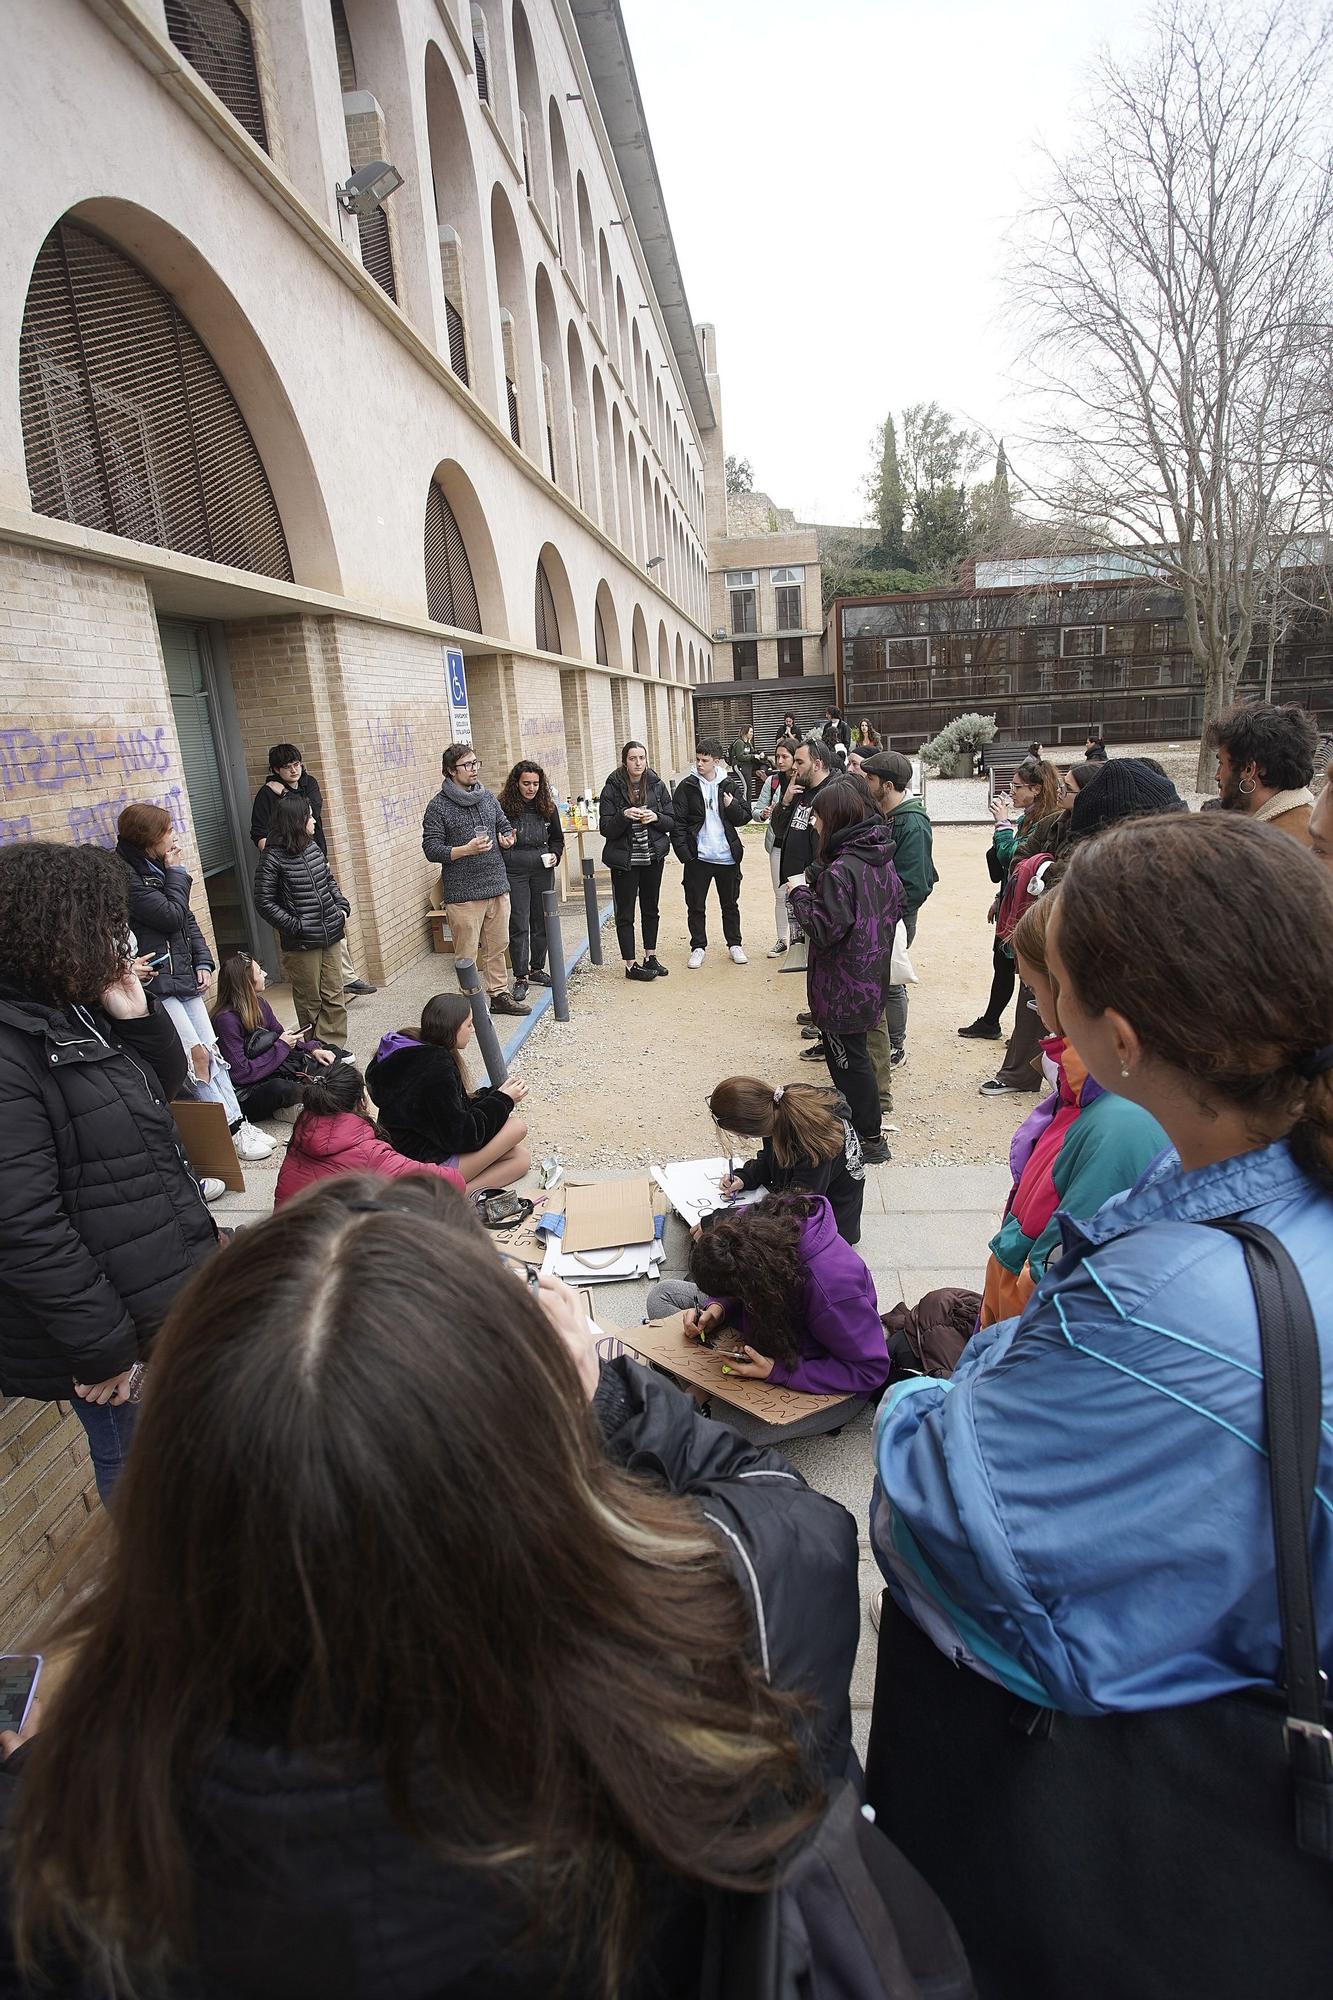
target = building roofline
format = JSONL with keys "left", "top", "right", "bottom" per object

{"left": 567, "top": 0, "right": 715, "bottom": 434}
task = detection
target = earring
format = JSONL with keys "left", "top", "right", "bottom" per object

{"left": 1120, "top": 1063, "right": 1131, "bottom": 1079}
{"left": 1238, "top": 776, "right": 1257, "bottom": 796}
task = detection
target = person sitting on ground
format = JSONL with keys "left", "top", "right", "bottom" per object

{"left": 116, "top": 804, "right": 274, "bottom": 1165}
{"left": 254, "top": 791, "right": 353, "bottom": 1049}
{"left": 0, "top": 1175, "right": 860, "bottom": 1998}
{"left": 1208, "top": 699, "right": 1318, "bottom": 842}
{"left": 366, "top": 993, "right": 530, "bottom": 1191}
{"left": 647, "top": 1193, "right": 889, "bottom": 1442}
{"left": 708, "top": 1076, "right": 866, "bottom": 1245}
{"left": 979, "top": 893, "right": 1168, "bottom": 1327}
{"left": 211, "top": 950, "right": 336, "bottom": 1124}
{"left": 274, "top": 1063, "right": 466, "bottom": 1205}
{"left": 498, "top": 761, "right": 565, "bottom": 1004}
{"left": 958, "top": 756, "right": 1066, "bottom": 1044}
{"left": 787, "top": 781, "right": 902, "bottom": 1164}
{"left": 1310, "top": 758, "right": 1333, "bottom": 872}
{"left": 0, "top": 843, "right": 219, "bottom": 1505}
{"left": 599, "top": 740, "right": 674, "bottom": 982}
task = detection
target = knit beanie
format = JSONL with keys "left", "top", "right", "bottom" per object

{"left": 1069, "top": 758, "right": 1186, "bottom": 838}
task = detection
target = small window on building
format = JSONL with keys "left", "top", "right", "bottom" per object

{"left": 777, "top": 637, "right": 804, "bottom": 676}
{"left": 886, "top": 636, "right": 930, "bottom": 668}
{"left": 357, "top": 205, "right": 397, "bottom": 303}
{"left": 1061, "top": 625, "right": 1104, "bottom": 659}
{"left": 164, "top": 0, "right": 269, "bottom": 151}
{"left": 774, "top": 584, "right": 802, "bottom": 630}
{"left": 445, "top": 298, "right": 469, "bottom": 384}
{"left": 730, "top": 588, "right": 757, "bottom": 634}
{"left": 724, "top": 569, "right": 758, "bottom": 588}
{"left": 535, "top": 559, "right": 561, "bottom": 653}
{"left": 770, "top": 565, "right": 805, "bottom": 585}
{"left": 732, "top": 640, "right": 759, "bottom": 680}
{"left": 595, "top": 599, "right": 609, "bottom": 666}
{"left": 471, "top": 5, "right": 490, "bottom": 103}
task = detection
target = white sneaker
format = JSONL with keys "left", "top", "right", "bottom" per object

{"left": 688, "top": 947, "right": 706, "bottom": 969}
{"left": 729, "top": 945, "right": 749, "bottom": 966}
{"left": 200, "top": 1177, "right": 227, "bottom": 1203}
{"left": 233, "top": 1121, "right": 277, "bottom": 1162}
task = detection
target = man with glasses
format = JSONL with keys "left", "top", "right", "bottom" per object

{"left": 422, "top": 743, "right": 529, "bottom": 1016}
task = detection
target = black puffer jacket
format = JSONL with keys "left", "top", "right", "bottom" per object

{"left": 116, "top": 841, "right": 214, "bottom": 1000}
{"left": 0, "top": 1364, "right": 858, "bottom": 1998}
{"left": 254, "top": 843, "right": 350, "bottom": 951}
{"left": 365, "top": 1038, "right": 513, "bottom": 1161}
{"left": 0, "top": 983, "right": 218, "bottom": 1399}
{"left": 670, "top": 770, "right": 751, "bottom": 864}
{"left": 501, "top": 805, "right": 565, "bottom": 877}
{"left": 598, "top": 767, "right": 675, "bottom": 870}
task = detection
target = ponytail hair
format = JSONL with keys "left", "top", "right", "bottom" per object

{"left": 1056, "top": 815, "right": 1333, "bottom": 1190}
{"left": 297, "top": 1061, "right": 368, "bottom": 1122}
{"left": 707, "top": 1076, "right": 845, "bottom": 1171}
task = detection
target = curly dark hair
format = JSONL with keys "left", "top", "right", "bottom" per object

{"left": 686, "top": 1192, "right": 822, "bottom": 1366}
{"left": 499, "top": 761, "right": 555, "bottom": 822}
{"left": 0, "top": 842, "right": 130, "bottom": 1008}
{"left": 1207, "top": 701, "right": 1317, "bottom": 793}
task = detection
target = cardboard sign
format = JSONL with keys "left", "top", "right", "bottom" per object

{"left": 562, "top": 1177, "right": 655, "bottom": 1254}
{"left": 171, "top": 1099, "right": 245, "bottom": 1193}
{"left": 622, "top": 1313, "right": 853, "bottom": 1427}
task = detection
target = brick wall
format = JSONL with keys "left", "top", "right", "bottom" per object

{"left": 0, "top": 1402, "right": 99, "bottom": 1649}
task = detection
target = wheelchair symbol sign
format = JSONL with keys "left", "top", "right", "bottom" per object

{"left": 444, "top": 646, "right": 472, "bottom": 741}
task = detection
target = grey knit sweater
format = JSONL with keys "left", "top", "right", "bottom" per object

{"left": 422, "top": 780, "right": 514, "bottom": 902}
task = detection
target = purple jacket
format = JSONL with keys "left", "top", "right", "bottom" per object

{"left": 710, "top": 1196, "right": 889, "bottom": 1397}
{"left": 213, "top": 997, "right": 311, "bottom": 1089}
{"left": 787, "top": 819, "right": 903, "bottom": 1033}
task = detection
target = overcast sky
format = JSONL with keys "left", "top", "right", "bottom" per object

{"left": 620, "top": 0, "right": 1139, "bottom": 527}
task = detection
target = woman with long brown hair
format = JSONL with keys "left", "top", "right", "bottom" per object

{"left": 497, "top": 760, "right": 565, "bottom": 1003}
{"left": 210, "top": 950, "right": 335, "bottom": 1124}
{"left": 958, "top": 756, "right": 1067, "bottom": 1044}
{"left": 599, "top": 740, "right": 675, "bottom": 980}
{"left": 1, "top": 1175, "right": 859, "bottom": 1996}
{"left": 366, "top": 991, "right": 530, "bottom": 1190}
{"left": 708, "top": 1075, "right": 866, "bottom": 1244}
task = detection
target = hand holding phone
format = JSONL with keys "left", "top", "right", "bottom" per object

{"left": 0, "top": 1654, "right": 42, "bottom": 1749}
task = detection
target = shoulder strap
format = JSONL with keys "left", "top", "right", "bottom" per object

{"left": 1211, "top": 1218, "right": 1333, "bottom": 1860}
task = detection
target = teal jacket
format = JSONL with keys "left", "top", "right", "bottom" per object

{"left": 884, "top": 798, "right": 938, "bottom": 913}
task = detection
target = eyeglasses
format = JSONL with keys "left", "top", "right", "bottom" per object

{"left": 457, "top": 758, "right": 480, "bottom": 772}
{"left": 498, "top": 1252, "right": 541, "bottom": 1296}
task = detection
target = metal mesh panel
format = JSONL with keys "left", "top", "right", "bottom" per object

{"left": 358, "top": 205, "right": 397, "bottom": 302}
{"left": 594, "top": 600, "right": 608, "bottom": 666}
{"left": 445, "top": 298, "right": 469, "bottom": 386}
{"left": 164, "top": 0, "right": 269, "bottom": 151}
{"left": 473, "top": 35, "right": 490, "bottom": 103}
{"left": 329, "top": 0, "right": 357, "bottom": 90}
{"left": 534, "top": 560, "right": 561, "bottom": 654}
{"left": 424, "top": 479, "right": 482, "bottom": 633}
{"left": 20, "top": 220, "right": 292, "bottom": 580}
{"left": 506, "top": 377, "right": 521, "bottom": 446}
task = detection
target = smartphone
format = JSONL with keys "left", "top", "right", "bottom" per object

{"left": 146, "top": 950, "right": 171, "bottom": 969}
{"left": 0, "top": 1654, "right": 41, "bottom": 1735}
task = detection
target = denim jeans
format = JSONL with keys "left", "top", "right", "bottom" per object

{"left": 70, "top": 1394, "right": 139, "bottom": 1507}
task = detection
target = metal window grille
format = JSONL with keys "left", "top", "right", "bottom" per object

{"left": 595, "top": 600, "right": 609, "bottom": 666}
{"left": 473, "top": 34, "right": 490, "bottom": 103}
{"left": 506, "top": 377, "right": 521, "bottom": 446}
{"left": 357, "top": 204, "right": 397, "bottom": 302}
{"left": 329, "top": 0, "right": 357, "bottom": 90}
{"left": 535, "top": 560, "right": 561, "bottom": 653}
{"left": 20, "top": 219, "right": 292, "bottom": 580}
{"left": 164, "top": 0, "right": 269, "bottom": 151}
{"left": 424, "top": 478, "right": 482, "bottom": 632}
{"left": 444, "top": 297, "right": 469, "bottom": 386}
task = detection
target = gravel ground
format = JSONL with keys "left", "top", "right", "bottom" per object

{"left": 510, "top": 822, "right": 1026, "bottom": 1176}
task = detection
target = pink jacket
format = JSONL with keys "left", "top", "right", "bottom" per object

{"left": 274, "top": 1111, "right": 466, "bottom": 1206}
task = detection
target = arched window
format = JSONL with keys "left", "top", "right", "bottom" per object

{"left": 425, "top": 478, "right": 481, "bottom": 630}
{"left": 535, "top": 558, "right": 561, "bottom": 653}
{"left": 20, "top": 218, "right": 291, "bottom": 579}
{"left": 594, "top": 597, "right": 609, "bottom": 666}
{"left": 165, "top": 0, "right": 269, "bottom": 151}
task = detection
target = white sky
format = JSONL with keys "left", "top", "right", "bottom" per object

{"left": 620, "top": 0, "right": 1139, "bottom": 526}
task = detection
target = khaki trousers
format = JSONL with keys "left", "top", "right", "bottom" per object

{"left": 446, "top": 895, "right": 511, "bottom": 997}
{"left": 866, "top": 1016, "right": 895, "bottom": 1115}
{"left": 282, "top": 944, "right": 348, "bottom": 1047}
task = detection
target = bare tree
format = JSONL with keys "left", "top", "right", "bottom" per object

{"left": 1009, "top": 3, "right": 1333, "bottom": 781}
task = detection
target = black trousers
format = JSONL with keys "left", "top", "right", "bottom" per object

{"left": 995, "top": 983, "right": 1046, "bottom": 1091}
{"left": 506, "top": 869, "right": 550, "bottom": 978}
{"left": 821, "top": 1027, "right": 881, "bottom": 1139}
{"left": 238, "top": 1074, "right": 304, "bottom": 1121}
{"left": 983, "top": 935, "right": 1016, "bottom": 1028}
{"left": 682, "top": 859, "right": 742, "bottom": 950}
{"left": 611, "top": 860, "right": 664, "bottom": 961}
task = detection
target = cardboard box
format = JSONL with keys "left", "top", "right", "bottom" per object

{"left": 561, "top": 1177, "right": 655, "bottom": 1254}
{"left": 622, "top": 1313, "right": 853, "bottom": 1427}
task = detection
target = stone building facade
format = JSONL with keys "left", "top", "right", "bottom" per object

{"left": 0, "top": 0, "right": 719, "bottom": 1636}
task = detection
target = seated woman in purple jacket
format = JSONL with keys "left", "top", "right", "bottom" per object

{"left": 211, "top": 951, "right": 335, "bottom": 1122}
{"left": 645, "top": 1192, "right": 889, "bottom": 1440}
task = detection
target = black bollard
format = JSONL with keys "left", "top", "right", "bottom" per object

{"left": 543, "top": 889, "right": 570, "bottom": 1021}
{"left": 581, "top": 856, "right": 603, "bottom": 965}
{"left": 454, "top": 957, "right": 509, "bottom": 1085}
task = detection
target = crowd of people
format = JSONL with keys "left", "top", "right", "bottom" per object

{"left": 0, "top": 699, "right": 1330, "bottom": 1994}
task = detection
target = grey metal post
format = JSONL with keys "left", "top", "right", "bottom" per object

{"left": 543, "top": 889, "right": 570, "bottom": 1021}
{"left": 580, "top": 856, "right": 603, "bottom": 964}
{"left": 454, "top": 957, "right": 508, "bottom": 1084}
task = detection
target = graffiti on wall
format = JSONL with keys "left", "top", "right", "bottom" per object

{"left": 363, "top": 711, "right": 433, "bottom": 849}
{"left": 0, "top": 724, "right": 184, "bottom": 850}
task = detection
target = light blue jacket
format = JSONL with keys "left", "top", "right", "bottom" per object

{"left": 872, "top": 1138, "right": 1333, "bottom": 1714}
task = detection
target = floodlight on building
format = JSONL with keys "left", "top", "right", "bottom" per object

{"left": 336, "top": 160, "right": 405, "bottom": 217}
{"left": 712, "top": 628, "right": 727, "bottom": 641}
{"left": 646, "top": 555, "right": 665, "bottom": 571}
